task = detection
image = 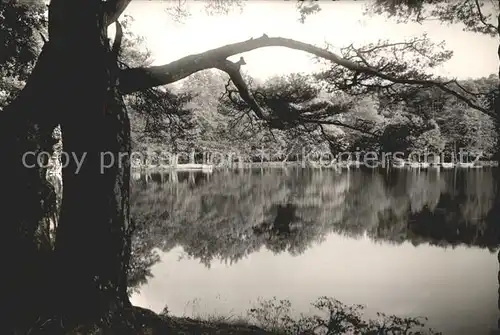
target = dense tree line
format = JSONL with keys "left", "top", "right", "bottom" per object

{"left": 127, "top": 69, "right": 498, "bottom": 162}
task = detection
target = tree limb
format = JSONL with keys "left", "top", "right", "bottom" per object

{"left": 300, "top": 117, "right": 379, "bottom": 137}
{"left": 215, "top": 60, "right": 268, "bottom": 120}
{"left": 39, "top": 32, "right": 48, "bottom": 44}
{"left": 112, "top": 21, "right": 123, "bottom": 56}
{"left": 119, "top": 35, "right": 493, "bottom": 119}
{"left": 217, "top": 66, "right": 376, "bottom": 137}
{"left": 104, "top": 0, "right": 132, "bottom": 26}
{"left": 474, "top": 0, "right": 499, "bottom": 33}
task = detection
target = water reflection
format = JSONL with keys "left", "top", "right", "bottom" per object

{"left": 128, "top": 168, "right": 500, "bottom": 334}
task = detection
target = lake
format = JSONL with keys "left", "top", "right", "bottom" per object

{"left": 128, "top": 167, "right": 500, "bottom": 334}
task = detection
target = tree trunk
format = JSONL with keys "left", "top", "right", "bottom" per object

{"left": 495, "top": 11, "right": 500, "bottom": 162}
{"left": 1, "top": 1, "right": 132, "bottom": 332}
{"left": 0, "top": 40, "right": 61, "bottom": 331}
{"left": 47, "top": 0, "right": 132, "bottom": 326}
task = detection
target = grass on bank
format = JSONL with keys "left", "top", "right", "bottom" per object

{"left": 28, "top": 296, "right": 441, "bottom": 334}
{"left": 154, "top": 296, "right": 441, "bottom": 335}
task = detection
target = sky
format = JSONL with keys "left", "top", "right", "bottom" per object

{"left": 119, "top": 0, "right": 497, "bottom": 83}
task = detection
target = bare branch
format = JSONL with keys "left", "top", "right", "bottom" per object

{"left": 474, "top": 0, "right": 499, "bottom": 33}
{"left": 119, "top": 35, "right": 493, "bottom": 119}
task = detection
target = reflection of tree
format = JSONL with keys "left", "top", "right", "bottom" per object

{"left": 253, "top": 203, "right": 309, "bottom": 255}
{"left": 400, "top": 170, "right": 500, "bottom": 250}
{"left": 128, "top": 167, "right": 500, "bottom": 292}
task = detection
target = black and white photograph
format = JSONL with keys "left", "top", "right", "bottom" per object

{"left": 1, "top": 0, "right": 499, "bottom": 334}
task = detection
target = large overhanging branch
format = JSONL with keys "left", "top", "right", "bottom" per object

{"left": 119, "top": 34, "right": 493, "bottom": 119}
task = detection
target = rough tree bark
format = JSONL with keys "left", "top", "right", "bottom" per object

{"left": 48, "top": 0, "right": 132, "bottom": 327}
{"left": 0, "top": 42, "right": 61, "bottom": 332}
{"left": 1, "top": 0, "right": 132, "bottom": 332}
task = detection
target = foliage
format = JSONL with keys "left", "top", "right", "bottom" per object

{"left": 366, "top": 0, "right": 499, "bottom": 37}
{"left": 0, "top": 0, "right": 45, "bottom": 109}
{"left": 117, "top": 15, "right": 153, "bottom": 68}
{"left": 5, "top": 1, "right": 495, "bottom": 164}
{"left": 296, "top": 0, "right": 322, "bottom": 24}
{"left": 125, "top": 67, "right": 498, "bottom": 163}
{"left": 299, "top": 0, "right": 498, "bottom": 152}
{"left": 247, "top": 296, "right": 441, "bottom": 334}
{"left": 164, "top": 0, "right": 245, "bottom": 23}
{"left": 128, "top": 87, "right": 196, "bottom": 154}
{"left": 0, "top": 0, "right": 45, "bottom": 78}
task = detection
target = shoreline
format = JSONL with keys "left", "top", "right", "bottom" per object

{"left": 131, "top": 160, "right": 500, "bottom": 171}
{"left": 129, "top": 306, "right": 273, "bottom": 334}
{"left": 62, "top": 301, "right": 440, "bottom": 334}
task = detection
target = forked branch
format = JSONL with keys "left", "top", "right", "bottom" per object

{"left": 474, "top": 0, "right": 499, "bottom": 34}
{"left": 215, "top": 59, "right": 267, "bottom": 120}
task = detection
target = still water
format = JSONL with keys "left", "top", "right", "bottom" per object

{"left": 128, "top": 167, "right": 500, "bottom": 334}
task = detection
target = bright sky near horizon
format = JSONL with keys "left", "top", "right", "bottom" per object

{"left": 120, "top": 0, "right": 497, "bottom": 82}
